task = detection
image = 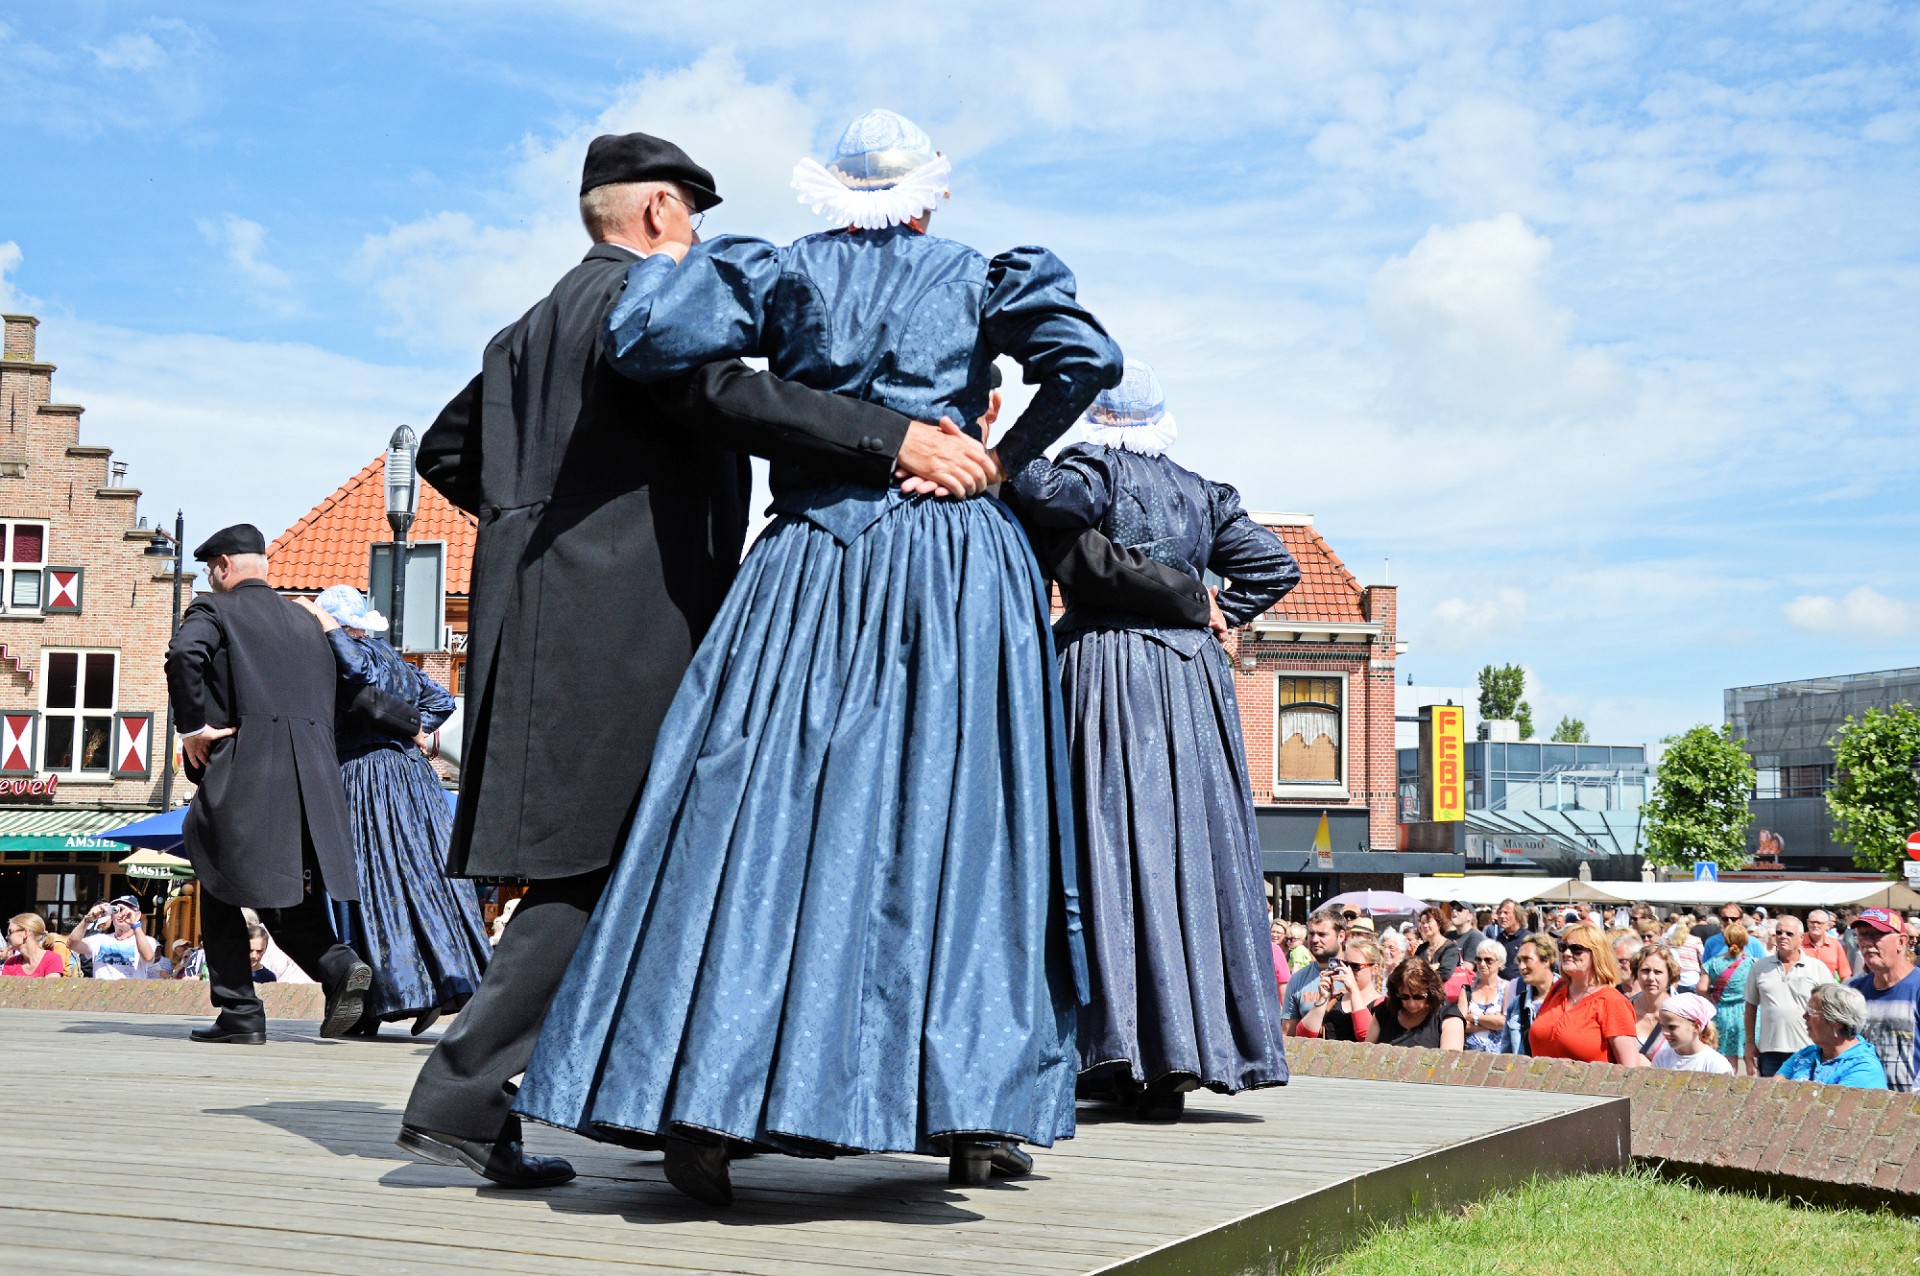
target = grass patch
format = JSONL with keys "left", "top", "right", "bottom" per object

{"left": 1319, "top": 1166, "right": 1920, "bottom": 1276}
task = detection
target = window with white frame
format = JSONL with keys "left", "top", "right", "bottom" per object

{"left": 41, "top": 650, "right": 117, "bottom": 778}
{"left": 1275, "top": 674, "right": 1345, "bottom": 786}
{"left": 0, "top": 520, "right": 48, "bottom": 613}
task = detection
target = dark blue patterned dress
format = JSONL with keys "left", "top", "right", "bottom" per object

{"left": 1009, "top": 444, "right": 1299, "bottom": 1093}
{"left": 512, "top": 225, "right": 1119, "bottom": 1156}
{"left": 324, "top": 631, "right": 489, "bottom": 1022}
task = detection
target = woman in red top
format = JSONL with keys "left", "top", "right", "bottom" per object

{"left": 3, "top": 913, "right": 66, "bottom": 978}
{"left": 1528, "top": 921, "right": 1645, "bottom": 1065}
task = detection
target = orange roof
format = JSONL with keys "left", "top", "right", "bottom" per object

{"left": 1261, "top": 517, "right": 1366, "bottom": 624}
{"left": 269, "top": 454, "right": 475, "bottom": 594}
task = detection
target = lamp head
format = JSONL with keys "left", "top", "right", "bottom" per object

{"left": 385, "top": 424, "right": 419, "bottom": 536}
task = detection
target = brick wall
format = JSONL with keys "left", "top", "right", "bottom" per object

{"left": 1288, "top": 1037, "right": 1920, "bottom": 1209}
{"left": 0, "top": 313, "right": 191, "bottom": 806}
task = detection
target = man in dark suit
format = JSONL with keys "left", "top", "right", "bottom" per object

{"left": 164, "top": 524, "right": 374, "bottom": 1044}
{"left": 397, "top": 132, "right": 1211, "bottom": 1189}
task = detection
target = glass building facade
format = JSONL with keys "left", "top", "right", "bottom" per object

{"left": 1400, "top": 741, "right": 1649, "bottom": 871}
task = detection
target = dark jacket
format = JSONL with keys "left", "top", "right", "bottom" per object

{"left": 164, "top": 578, "right": 358, "bottom": 908}
{"left": 419, "top": 243, "right": 919, "bottom": 881}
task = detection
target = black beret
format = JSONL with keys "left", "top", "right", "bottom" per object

{"left": 192, "top": 523, "right": 266, "bottom": 561}
{"left": 580, "top": 132, "right": 723, "bottom": 211}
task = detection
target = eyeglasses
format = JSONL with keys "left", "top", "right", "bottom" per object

{"left": 1475, "top": 956, "right": 1502, "bottom": 964}
{"left": 1401, "top": 993, "right": 1431, "bottom": 1003}
{"left": 1562, "top": 944, "right": 1591, "bottom": 957}
{"left": 660, "top": 191, "right": 705, "bottom": 233}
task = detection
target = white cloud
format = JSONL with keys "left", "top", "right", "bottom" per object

{"left": 1421, "top": 587, "right": 1528, "bottom": 651}
{"left": 88, "top": 32, "right": 171, "bottom": 73}
{"left": 1367, "top": 214, "right": 1629, "bottom": 420}
{"left": 2, "top": 19, "right": 212, "bottom": 136}
{"left": 197, "top": 215, "right": 298, "bottom": 315}
{"left": 1783, "top": 587, "right": 1920, "bottom": 642}
{"left": 356, "top": 50, "right": 821, "bottom": 356}
{"left": 0, "top": 242, "right": 25, "bottom": 310}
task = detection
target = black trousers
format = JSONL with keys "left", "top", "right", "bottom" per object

{"left": 1757, "top": 1049, "right": 1793, "bottom": 1078}
{"left": 201, "top": 872, "right": 358, "bottom": 1030}
{"left": 403, "top": 869, "right": 608, "bottom": 1141}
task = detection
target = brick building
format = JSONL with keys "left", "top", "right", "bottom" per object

{"left": 0, "top": 313, "right": 187, "bottom": 927}
{"left": 1221, "top": 513, "right": 1461, "bottom": 915}
{"left": 268, "top": 453, "right": 474, "bottom": 733}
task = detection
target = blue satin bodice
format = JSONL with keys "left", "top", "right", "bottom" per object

{"left": 604, "top": 226, "right": 1121, "bottom": 543}
{"left": 326, "top": 630, "right": 457, "bottom": 761}
{"left": 1009, "top": 445, "right": 1301, "bottom": 641}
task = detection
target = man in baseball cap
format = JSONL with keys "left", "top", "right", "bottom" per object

{"left": 1847, "top": 908, "right": 1919, "bottom": 1092}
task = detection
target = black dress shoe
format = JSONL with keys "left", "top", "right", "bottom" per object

{"left": 397, "top": 1124, "right": 576, "bottom": 1188}
{"left": 948, "top": 1140, "right": 995, "bottom": 1186}
{"left": 410, "top": 1007, "right": 442, "bottom": 1036}
{"left": 990, "top": 1142, "right": 1033, "bottom": 1178}
{"left": 662, "top": 1134, "right": 733, "bottom": 1207}
{"left": 318, "top": 960, "right": 373, "bottom": 1038}
{"left": 189, "top": 1022, "right": 265, "bottom": 1045}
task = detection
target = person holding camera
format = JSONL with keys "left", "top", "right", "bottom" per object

{"left": 67, "top": 896, "right": 158, "bottom": 979}
{"left": 1291, "top": 934, "right": 1386, "bottom": 1042}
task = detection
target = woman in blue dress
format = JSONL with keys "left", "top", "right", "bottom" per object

{"left": 305, "top": 586, "right": 489, "bottom": 1036}
{"left": 1006, "top": 363, "right": 1298, "bottom": 1118}
{"left": 512, "top": 110, "right": 1119, "bottom": 1205}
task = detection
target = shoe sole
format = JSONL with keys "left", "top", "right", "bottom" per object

{"left": 396, "top": 1128, "right": 578, "bottom": 1188}
{"left": 190, "top": 1032, "right": 266, "bottom": 1045}
{"left": 319, "top": 963, "right": 374, "bottom": 1038}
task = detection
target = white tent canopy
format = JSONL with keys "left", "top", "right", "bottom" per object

{"left": 1404, "top": 875, "right": 1920, "bottom": 912}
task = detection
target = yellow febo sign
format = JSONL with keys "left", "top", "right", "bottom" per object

{"left": 1420, "top": 704, "right": 1466, "bottom": 823}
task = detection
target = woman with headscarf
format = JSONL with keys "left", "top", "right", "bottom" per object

{"left": 1002, "top": 362, "right": 1297, "bottom": 1118}
{"left": 510, "top": 109, "right": 1119, "bottom": 1205}
{"left": 302, "top": 585, "right": 488, "bottom": 1036}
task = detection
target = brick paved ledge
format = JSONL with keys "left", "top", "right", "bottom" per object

{"left": 1287, "top": 1038, "right": 1920, "bottom": 1212}
{"left": 0, "top": 977, "right": 321, "bottom": 1019}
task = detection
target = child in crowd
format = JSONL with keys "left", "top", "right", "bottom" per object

{"left": 1649, "top": 992, "right": 1734, "bottom": 1074}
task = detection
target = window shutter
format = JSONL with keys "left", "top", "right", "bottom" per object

{"left": 44, "top": 567, "right": 83, "bottom": 614}
{"left": 0, "top": 711, "right": 38, "bottom": 775}
{"left": 111, "top": 711, "right": 153, "bottom": 778}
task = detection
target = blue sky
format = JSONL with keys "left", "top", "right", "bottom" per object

{"left": 2, "top": 2, "right": 1916, "bottom": 744}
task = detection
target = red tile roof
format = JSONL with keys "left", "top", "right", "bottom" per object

{"left": 1260, "top": 516, "right": 1366, "bottom": 623}
{"left": 269, "top": 454, "right": 475, "bottom": 594}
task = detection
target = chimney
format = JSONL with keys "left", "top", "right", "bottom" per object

{"left": 2, "top": 314, "right": 36, "bottom": 362}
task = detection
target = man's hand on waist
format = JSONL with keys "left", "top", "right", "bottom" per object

{"left": 182, "top": 725, "right": 236, "bottom": 769}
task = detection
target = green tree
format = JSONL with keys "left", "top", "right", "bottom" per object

{"left": 1643, "top": 724, "right": 1756, "bottom": 871}
{"left": 1552, "top": 716, "right": 1590, "bottom": 743}
{"left": 1477, "top": 663, "right": 1534, "bottom": 740}
{"left": 1827, "top": 704, "right": 1920, "bottom": 878}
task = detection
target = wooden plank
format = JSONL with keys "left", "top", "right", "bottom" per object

{"left": 0, "top": 1008, "right": 1612, "bottom": 1274}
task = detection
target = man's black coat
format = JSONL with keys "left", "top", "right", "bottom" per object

{"left": 419, "top": 243, "right": 915, "bottom": 882}
{"left": 164, "top": 578, "right": 358, "bottom": 909}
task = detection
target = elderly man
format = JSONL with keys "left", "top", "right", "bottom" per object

{"left": 1803, "top": 909, "right": 1851, "bottom": 979}
{"left": 165, "top": 526, "right": 376, "bottom": 1044}
{"left": 1743, "top": 914, "right": 1834, "bottom": 1077}
{"left": 1777, "top": 983, "right": 1888, "bottom": 1088}
{"left": 397, "top": 131, "right": 1202, "bottom": 1189}
{"left": 1847, "top": 909, "right": 1920, "bottom": 1093}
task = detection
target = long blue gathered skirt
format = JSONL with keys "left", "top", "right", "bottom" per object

{"left": 1063, "top": 627, "right": 1288, "bottom": 1093}
{"left": 330, "top": 748, "right": 489, "bottom": 1020}
{"left": 514, "top": 494, "right": 1082, "bottom": 1156}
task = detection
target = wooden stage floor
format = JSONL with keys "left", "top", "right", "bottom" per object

{"left": 2, "top": 1009, "right": 1626, "bottom": 1275}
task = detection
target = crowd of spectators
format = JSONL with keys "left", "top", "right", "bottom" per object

{"left": 1275, "top": 896, "right": 1920, "bottom": 1092}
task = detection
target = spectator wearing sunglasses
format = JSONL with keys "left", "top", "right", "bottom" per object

{"left": 1292, "top": 934, "right": 1385, "bottom": 1042}
{"left": 1527, "top": 922, "right": 1645, "bottom": 1066}
{"left": 1368, "top": 955, "right": 1464, "bottom": 1050}
{"left": 1457, "top": 940, "right": 1512, "bottom": 1052}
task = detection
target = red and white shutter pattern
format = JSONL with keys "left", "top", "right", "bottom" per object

{"left": 44, "top": 569, "right": 83, "bottom": 613}
{"left": 113, "top": 712, "right": 154, "bottom": 778}
{"left": 0, "top": 712, "right": 36, "bottom": 774}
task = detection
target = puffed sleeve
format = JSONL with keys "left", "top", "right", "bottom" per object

{"left": 325, "top": 629, "right": 378, "bottom": 687}
{"left": 602, "top": 236, "right": 784, "bottom": 383}
{"left": 409, "top": 665, "right": 457, "bottom": 734}
{"left": 982, "top": 247, "right": 1122, "bottom": 470}
{"left": 1206, "top": 479, "right": 1299, "bottom": 627}
{"left": 1003, "top": 444, "right": 1117, "bottom": 529}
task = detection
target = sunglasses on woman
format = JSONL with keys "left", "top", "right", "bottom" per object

{"left": 1562, "top": 944, "right": 1591, "bottom": 957}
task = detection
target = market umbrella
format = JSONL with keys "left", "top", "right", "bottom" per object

{"left": 1323, "top": 888, "right": 1428, "bottom": 915}
{"left": 117, "top": 847, "right": 195, "bottom": 881}
{"left": 99, "top": 806, "right": 187, "bottom": 852}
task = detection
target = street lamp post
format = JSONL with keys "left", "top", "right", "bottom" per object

{"left": 143, "top": 510, "right": 184, "bottom": 811}
{"left": 384, "top": 425, "right": 419, "bottom": 653}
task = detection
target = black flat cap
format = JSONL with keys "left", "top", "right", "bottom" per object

{"left": 192, "top": 523, "right": 266, "bottom": 561}
{"left": 580, "top": 132, "right": 722, "bottom": 211}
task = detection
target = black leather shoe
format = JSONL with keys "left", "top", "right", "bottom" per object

{"left": 189, "top": 1022, "right": 265, "bottom": 1045}
{"left": 948, "top": 1140, "right": 994, "bottom": 1186}
{"left": 319, "top": 960, "right": 373, "bottom": 1038}
{"left": 410, "top": 1007, "right": 442, "bottom": 1036}
{"left": 662, "top": 1135, "right": 733, "bottom": 1207}
{"left": 990, "top": 1142, "right": 1033, "bottom": 1178}
{"left": 397, "top": 1124, "right": 576, "bottom": 1188}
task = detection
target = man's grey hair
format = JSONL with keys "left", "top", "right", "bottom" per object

{"left": 1809, "top": 981, "right": 1869, "bottom": 1035}
{"left": 580, "top": 179, "right": 692, "bottom": 241}
{"left": 223, "top": 552, "right": 269, "bottom": 576}
{"left": 1808, "top": 909, "right": 1833, "bottom": 925}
